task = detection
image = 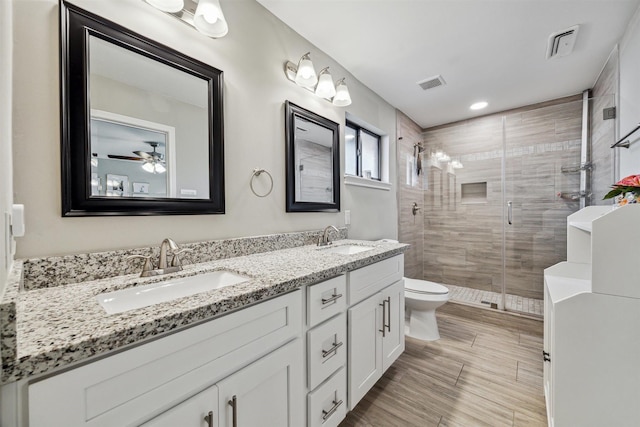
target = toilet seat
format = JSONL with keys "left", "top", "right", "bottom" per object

{"left": 404, "top": 278, "right": 449, "bottom": 295}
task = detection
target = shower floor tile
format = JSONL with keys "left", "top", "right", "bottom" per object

{"left": 445, "top": 284, "right": 543, "bottom": 317}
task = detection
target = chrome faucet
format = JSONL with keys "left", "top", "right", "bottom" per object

{"left": 128, "top": 238, "right": 191, "bottom": 277}
{"left": 158, "top": 238, "right": 179, "bottom": 269}
{"left": 318, "top": 225, "right": 340, "bottom": 246}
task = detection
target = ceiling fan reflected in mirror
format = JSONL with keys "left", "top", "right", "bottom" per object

{"left": 105, "top": 141, "right": 167, "bottom": 174}
{"left": 134, "top": 142, "right": 166, "bottom": 174}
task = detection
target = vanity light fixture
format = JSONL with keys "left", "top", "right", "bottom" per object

{"left": 451, "top": 160, "right": 464, "bottom": 169}
{"left": 285, "top": 53, "right": 352, "bottom": 106}
{"left": 144, "top": 0, "right": 228, "bottom": 38}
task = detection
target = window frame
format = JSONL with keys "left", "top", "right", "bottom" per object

{"left": 345, "top": 120, "right": 382, "bottom": 181}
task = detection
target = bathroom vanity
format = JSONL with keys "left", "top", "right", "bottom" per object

{"left": 0, "top": 237, "right": 407, "bottom": 427}
{"left": 543, "top": 205, "right": 640, "bottom": 426}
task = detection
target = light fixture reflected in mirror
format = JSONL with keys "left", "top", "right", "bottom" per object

{"left": 285, "top": 54, "right": 352, "bottom": 106}
{"left": 144, "top": 0, "right": 228, "bottom": 38}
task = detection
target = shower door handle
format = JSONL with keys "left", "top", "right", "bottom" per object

{"left": 507, "top": 201, "right": 513, "bottom": 225}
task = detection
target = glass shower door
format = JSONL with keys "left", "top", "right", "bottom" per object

{"left": 501, "top": 96, "right": 613, "bottom": 314}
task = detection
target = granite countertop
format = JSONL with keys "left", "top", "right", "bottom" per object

{"left": 1, "top": 239, "right": 408, "bottom": 383}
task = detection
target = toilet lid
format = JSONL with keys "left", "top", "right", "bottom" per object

{"left": 404, "top": 278, "right": 449, "bottom": 295}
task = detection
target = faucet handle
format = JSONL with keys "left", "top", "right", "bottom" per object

{"left": 170, "top": 248, "right": 193, "bottom": 268}
{"left": 127, "top": 255, "right": 155, "bottom": 276}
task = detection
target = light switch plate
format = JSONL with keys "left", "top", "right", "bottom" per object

{"left": 345, "top": 210, "right": 351, "bottom": 225}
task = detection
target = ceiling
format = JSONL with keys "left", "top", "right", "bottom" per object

{"left": 257, "top": 0, "right": 640, "bottom": 129}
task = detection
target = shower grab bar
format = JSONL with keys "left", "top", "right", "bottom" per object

{"left": 611, "top": 123, "right": 640, "bottom": 148}
{"left": 507, "top": 201, "right": 512, "bottom": 225}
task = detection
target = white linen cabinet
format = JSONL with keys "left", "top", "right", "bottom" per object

{"left": 544, "top": 205, "right": 640, "bottom": 427}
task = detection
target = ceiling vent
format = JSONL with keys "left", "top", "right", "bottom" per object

{"left": 418, "top": 75, "right": 446, "bottom": 91}
{"left": 546, "top": 25, "right": 580, "bottom": 59}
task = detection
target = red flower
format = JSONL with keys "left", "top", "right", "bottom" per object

{"left": 616, "top": 174, "right": 640, "bottom": 187}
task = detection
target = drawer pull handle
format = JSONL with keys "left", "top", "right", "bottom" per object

{"left": 228, "top": 395, "right": 237, "bottom": 427}
{"left": 321, "top": 340, "right": 343, "bottom": 359}
{"left": 321, "top": 398, "right": 344, "bottom": 422}
{"left": 385, "top": 296, "right": 391, "bottom": 333}
{"left": 379, "top": 299, "right": 387, "bottom": 337}
{"left": 322, "top": 293, "right": 343, "bottom": 305}
{"left": 204, "top": 411, "right": 214, "bottom": 427}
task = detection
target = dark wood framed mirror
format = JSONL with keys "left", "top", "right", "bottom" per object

{"left": 285, "top": 101, "right": 340, "bottom": 212}
{"left": 61, "top": 2, "right": 224, "bottom": 216}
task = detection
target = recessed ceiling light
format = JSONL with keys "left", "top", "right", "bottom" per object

{"left": 470, "top": 101, "right": 488, "bottom": 110}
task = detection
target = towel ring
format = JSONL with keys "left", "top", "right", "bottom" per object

{"left": 250, "top": 168, "right": 274, "bottom": 198}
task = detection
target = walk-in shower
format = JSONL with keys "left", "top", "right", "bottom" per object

{"left": 398, "top": 93, "right": 616, "bottom": 316}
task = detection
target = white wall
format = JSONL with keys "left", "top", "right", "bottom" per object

{"left": 1, "top": 0, "right": 14, "bottom": 294}
{"left": 619, "top": 3, "right": 640, "bottom": 178}
{"left": 11, "top": 0, "right": 397, "bottom": 258}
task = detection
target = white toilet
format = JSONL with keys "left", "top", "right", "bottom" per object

{"left": 404, "top": 277, "right": 450, "bottom": 341}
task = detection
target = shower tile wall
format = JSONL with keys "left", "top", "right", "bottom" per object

{"left": 591, "top": 46, "right": 618, "bottom": 203}
{"left": 397, "top": 111, "right": 424, "bottom": 279}
{"left": 421, "top": 96, "right": 583, "bottom": 300}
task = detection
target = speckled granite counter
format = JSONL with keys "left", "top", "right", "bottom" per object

{"left": 1, "top": 239, "right": 408, "bottom": 384}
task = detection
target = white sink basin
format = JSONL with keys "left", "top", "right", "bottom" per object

{"left": 321, "top": 245, "right": 375, "bottom": 255}
{"left": 96, "top": 271, "right": 249, "bottom": 314}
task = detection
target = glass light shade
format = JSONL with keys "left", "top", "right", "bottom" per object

{"left": 332, "top": 79, "right": 351, "bottom": 106}
{"left": 294, "top": 54, "right": 318, "bottom": 88}
{"left": 142, "top": 162, "right": 155, "bottom": 173}
{"left": 154, "top": 163, "right": 167, "bottom": 174}
{"left": 315, "top": 68, "right": 336, "bottom": 99}
{"left": 194, "top": 0, "right": 228, "bottom": 38}
{"left": 146, "top": 0, "right": 184, "bottom": 13}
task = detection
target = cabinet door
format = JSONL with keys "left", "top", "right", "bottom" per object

{"left": 381, "top": 280, "right": 405, "bottom": 371}
{"left": 140, "top": 385, "right": 218, "bottom": 427}
{"left": 347, "top": 293, "right": 382, "bottom": 410}
{"left": 217, "top": 339, "right": 303, "bottom": 427}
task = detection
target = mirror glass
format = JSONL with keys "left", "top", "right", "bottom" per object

{"left": 285, "top": 101, "right": 340, "bottom": 212}
{"left": 61, "top": 3, "right": 224, "bottom": 216}
{"left": 88, "top": 36, "right": 209, "bottom": 200}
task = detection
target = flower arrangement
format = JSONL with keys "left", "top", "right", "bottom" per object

{"left": 603, "top": 174, "right": 640, "bottom": 205}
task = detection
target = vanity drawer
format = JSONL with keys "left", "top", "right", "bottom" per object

{"left": 307, "top": 274, "right": 347, "bottom": 328}
{"left": 308, "top": 313, "right": 347, "bottom": 390}
{"left": 308, "top": 367, "right": 347, "bottom": 427}
{"left": 349, "top": 255, "right": 403, "bottom": 305}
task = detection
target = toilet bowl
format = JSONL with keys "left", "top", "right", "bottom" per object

{"left": 404, "top": 277, "right": 449, "bottom": 341}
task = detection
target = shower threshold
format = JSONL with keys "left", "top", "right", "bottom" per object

{"left": 445, "top": 284, "right": 543, "bottom": 319}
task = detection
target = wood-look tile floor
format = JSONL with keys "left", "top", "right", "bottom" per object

{"left": 340, "top": 303, "right": 547, "bottom": 427}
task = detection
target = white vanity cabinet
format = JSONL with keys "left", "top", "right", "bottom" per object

{"left": 140, "top": 386, "right": 219, "bottom": 427}
{"left": 347, "top": 256, "right": 404, "bottom": 409}
{"left": 544, "top": 205, "right": 640, "bottom": 427}
{"left": 27, "top": 290, "right": 302, "bottom": 427}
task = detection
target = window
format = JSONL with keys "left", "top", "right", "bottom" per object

{"left": 345, "top": 121, "right": 381, "bottom": 180}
